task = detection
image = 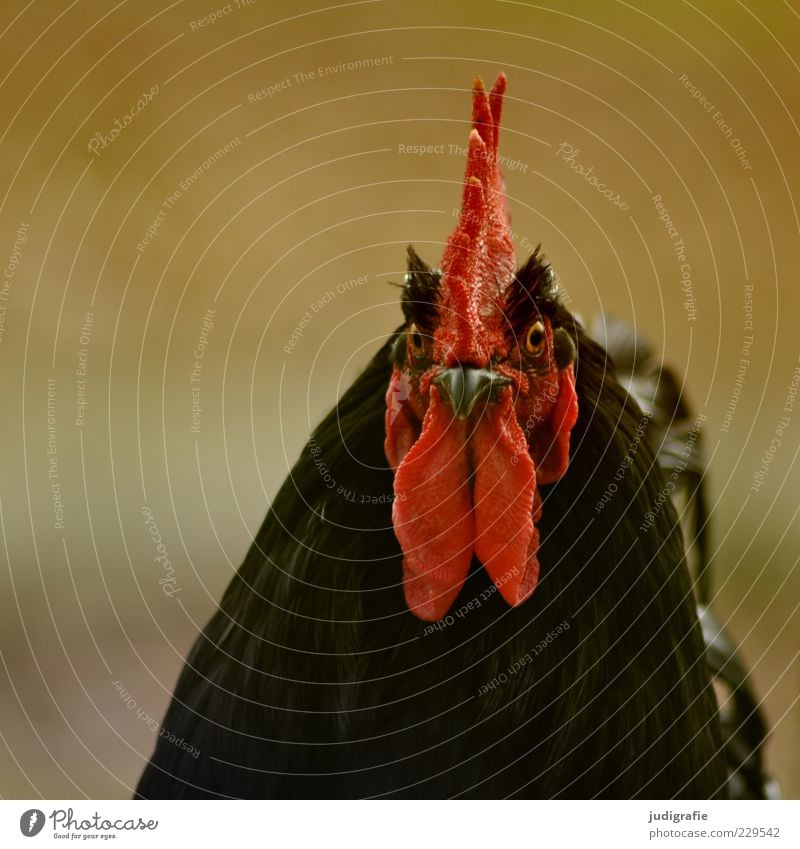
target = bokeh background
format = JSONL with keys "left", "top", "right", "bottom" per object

{"left": 0, "top": 0, "right": 797, "bottom": 798}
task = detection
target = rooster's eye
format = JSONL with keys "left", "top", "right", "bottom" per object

{"left": 526, "top": 321, "right": 546, "bottom": 356}
{"left": 408, "top": 323, "right": 428, "bottom": 360}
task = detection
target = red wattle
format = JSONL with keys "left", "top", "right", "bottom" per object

{"left": 472, "top": 393, "right": 541, "bottom": 606}
{"left": 391, "top": 390, "right": 476, "bottom": 621}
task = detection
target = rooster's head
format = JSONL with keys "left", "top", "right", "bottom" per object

{"left": 385, "top": 73, "right": 579, "bottom": 621}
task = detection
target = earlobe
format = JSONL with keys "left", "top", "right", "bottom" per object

{"left": 384, "top": 368, "right": 418, "bottom": 469}
{"left": 535, "top": 364, "right": 579, "bottom": 484}
{"left": 553, "top": 326, "right": 577, "bottom": 370}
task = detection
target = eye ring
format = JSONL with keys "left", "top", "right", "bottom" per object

{"left": 525, "top": 320, "right": 546, "bottom": 356}
{"left": 408, "top": 322, "right": 427, "bottom": 359}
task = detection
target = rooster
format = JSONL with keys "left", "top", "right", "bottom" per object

{"left": 137, "top": 74, "right": 767, "bottom": 799}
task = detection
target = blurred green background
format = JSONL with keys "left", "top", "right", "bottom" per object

{"left": 0, "top": 0, "right": 797, "bottom": 797}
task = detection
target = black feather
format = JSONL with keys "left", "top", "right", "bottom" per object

{"left": 504, "top": 249, "right": 560, "bottom": 329}
{"left": 401, "top": 245, "right": 440, "bottom": 332}
{"left": 553, "top": 327, "right": 576, "bottom": 370}
{"left": 594, "top": 314, "right": 776, "bottom": 800}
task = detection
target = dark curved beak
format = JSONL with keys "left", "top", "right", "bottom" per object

{"left": 432, "top": 367, "right": 512, "bottom": 420}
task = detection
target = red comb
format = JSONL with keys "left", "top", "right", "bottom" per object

{"left": 436, "top": 74, "right": 516, "bottom": 366}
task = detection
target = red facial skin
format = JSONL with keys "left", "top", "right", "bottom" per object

{"left": 384, "top": 74, "right": 579, "bottom": 621}
{"left": 386, "top": 325, "right": 577, "bottom": 621}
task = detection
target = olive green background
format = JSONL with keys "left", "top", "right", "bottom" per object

{"left": 0, "top": 0, "right": 797, "bottom": 797}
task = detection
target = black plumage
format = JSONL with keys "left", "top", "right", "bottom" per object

{"left": 594, "top": 315, "right": 775, "bottom": 800}
{"left": 136, "top": 296, "right": 729, "bottom": 799}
